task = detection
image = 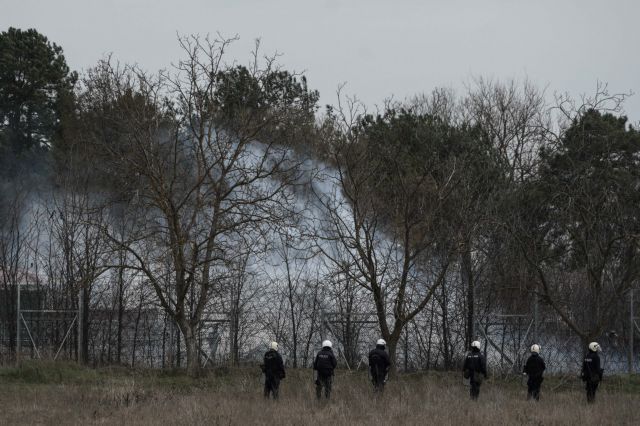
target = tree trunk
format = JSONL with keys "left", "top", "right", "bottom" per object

{"left": 116, "top": 263, "right": 124, "bottom": 364}
{"left": 230, "top": 307, "right": 240, "bottom": 367}
{"left": 387, "top": 335, "right": 400, "bottom": 373}
{"left": 178, "top": 320, "right": 200, "bottom": 377}
{"left": 462, "top": 243, "right": 474, "bottom": 349}
{"left": 161, "top": 315, "right": 168, "bottom": 368}
{"left": 441, "top": 281, "right": 451, "bottom": 369}
{"left": 175, "top": 324, "right": 181, "bottom": 367}
{"left": 80, "top": 284, "right": 90, "bottom": 364}
{"left": 131, "top": 301, "right": 142, "bottom": 368}
{"left": 403, "top": 326, "right": 409, "bottom": 371}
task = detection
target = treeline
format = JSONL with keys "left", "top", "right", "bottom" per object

{"left": 1, "top": 28, "right": 639, "bottom": 374}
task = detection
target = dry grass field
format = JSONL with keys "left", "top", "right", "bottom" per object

{"left": 1, "top": 362, "right": 639, "bottom": 425}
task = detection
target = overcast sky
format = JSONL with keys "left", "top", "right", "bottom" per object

{"left": 3, "top": 0, "right": 639, "bottom": 121}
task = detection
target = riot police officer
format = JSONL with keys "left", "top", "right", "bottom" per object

{"left": 368, "top": 338, "right": 391, "bottom": 393}
{"left": 463, "top": 340, "right": 488, "bottom": 400}
{"left": 523, "top": 344, "right": 546, "bottom": 401}
{"left": 262, "top": 341, "right": 285, "bottom": 399}
{"left": 581, "top": 342, "right": 603, "bottom": 403}
{"left": 313, "top": 340, "right": 337, "bottom": 399}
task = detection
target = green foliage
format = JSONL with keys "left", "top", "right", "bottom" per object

{"left": 362, "top": 110, "right": 455, "bottom": 179}
{"left": 0, "top": 360, "right": 99, "bottom": 384}
{"left": 0, "top": 28, "right": 76, "bottom": 160}
{"left": 536, "top": 109, "right": 640, "bottom": 271}
{"left": 513, "top": 109, "right": 640, "bottom": 339}
{"left": 0, "top": 361, "right": 238, "bottom": 390}
{"left": 214, "top": 66, "right": 318, "bottom": 118}
{"left": 354, "top": 108, "right": 492, "bottom": 243}
{"left": 213, "top": 65, "right": 319, "bottom": 145}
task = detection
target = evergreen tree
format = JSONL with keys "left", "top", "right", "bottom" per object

{"left": 0, "top": 27, "right": 76, "bottom": 172}
{"left": 516, "top": 109, "right": 640, "bottom": 342}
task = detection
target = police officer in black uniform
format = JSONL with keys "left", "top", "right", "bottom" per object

{"left": 523, "top": 344, "right": 546, "bottom": 401}
{"left": 368, "top": 338, "right": 391, "bottom": 393}
{"left": 313, "top": 340, "right": 338, "bottom": 400}
{"left": 581, "top": 341, "right": 603, "bottom": 404}
{"left": 463, "top": 340, "right": 488, "bottom": 400}
{"left": 262, "top": 341, "right": 285, "bottom": 399}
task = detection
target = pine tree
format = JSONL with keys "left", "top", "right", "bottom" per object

{"left": 0, "top": 28, "right": 76, "bottom": 168}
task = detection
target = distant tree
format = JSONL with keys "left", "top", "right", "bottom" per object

{"left": 81, "top": 35, "right": 318, "bottom": 376}
{"left": 460, "top": 78, "right": 549, "bottom": 348}
{"left": 0, "top": 184, "right": 32, "bottom": 358}
{"left": 316, "top": 98, "right": 473, "bottom": 366}
{"left": 212, "top": 60, "right": 319, "bottom": 152}
{"left": 514, "top": 108, "right": 640, "bottom": 343}
{"left": 0, "top": 28, "right": 76, "bottom": 165}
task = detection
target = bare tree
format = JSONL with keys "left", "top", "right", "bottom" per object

{"left": 224, "top": 251, "right": 264, "bottom": 366}
{"left": 454, "top": 79, "right": 550, "bottom": 348}
{"left": 0, "top": 184, "right": 32, "bottom": 361}
{"left": 313, "top": 93, "right": 464, "bottom": 366}
{"left": 80, "top": 36, "right": 315, "bottom": 375}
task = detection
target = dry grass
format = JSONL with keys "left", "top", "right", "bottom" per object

{"left": 0, "top": 364, "right": 638, "bottom": 425}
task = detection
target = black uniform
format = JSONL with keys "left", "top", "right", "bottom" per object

{"left": 523, "top": 352, "right": 546, "bottom": 401}
{"left": 368, "top": 345, "right": 391, "bottom": 393}
{"left": 463, "top": 347, "right": 487, "bottom": 400}
{"left": 313, "top": 346, "right": 337, "bottom": 399}
{"left": 262, "top": 349, "right": 285, "bottom": 399}
{"left": 581, "top": 350, "right": 602, "bottom": 403}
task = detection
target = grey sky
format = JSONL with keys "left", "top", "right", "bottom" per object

{"left": 3, "top": 0, "right": 639, "bottom": 121}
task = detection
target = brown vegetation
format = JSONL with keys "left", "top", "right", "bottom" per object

{"left": 0, "top": 364, "right": 638, "bottom": 425}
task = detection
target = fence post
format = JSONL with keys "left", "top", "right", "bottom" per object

{"left": 78, "top": 287, "right": 84, "bottom": 363}
{"left": 16, "top": 279, "right": 21, "bottom": 364}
